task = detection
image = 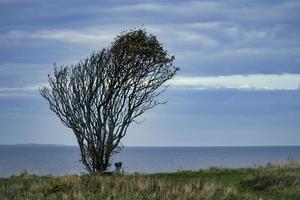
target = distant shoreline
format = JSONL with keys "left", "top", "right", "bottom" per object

{"left": 1, "top": 144, "right": 300, "bottom": 148}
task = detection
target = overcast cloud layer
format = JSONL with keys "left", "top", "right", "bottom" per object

{"left": 0, "top": 0, "right": 300, "bottom": 145}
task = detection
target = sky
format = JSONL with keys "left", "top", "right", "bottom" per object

{"left": 0, "top": 0, "right": 300, "bottom": 146}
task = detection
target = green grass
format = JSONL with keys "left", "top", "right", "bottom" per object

{"left": 0, "top": 163, "right": 299, "bottom": 199}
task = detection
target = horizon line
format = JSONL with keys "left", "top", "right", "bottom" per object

{"left": 2, "top": 143, "right": 300, "bottom": 148}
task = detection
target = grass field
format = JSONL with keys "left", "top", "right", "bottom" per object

{"left": 0, "top": 162, "right": 299, "bottom": 199}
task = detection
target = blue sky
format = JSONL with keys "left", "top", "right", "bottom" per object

{"left": 0, "top": 0, "right": 300, "bottom": 146}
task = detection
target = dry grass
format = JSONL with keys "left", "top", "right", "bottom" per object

{"left": 0, "top": 174, "right": 247, "bottom": 200}
{"left": 0, "top": 163, "right": 299, "bottom": 200}
{"left": 240, "top": 163, "right": 300, "bottom": 199}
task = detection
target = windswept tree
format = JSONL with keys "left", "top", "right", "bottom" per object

{"left": 40, "top": 29, "right": 179, "bottom": 172}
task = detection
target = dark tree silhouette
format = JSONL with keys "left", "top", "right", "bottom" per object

{"left": 40, "top": 29, "right": 179, "bottom": 172}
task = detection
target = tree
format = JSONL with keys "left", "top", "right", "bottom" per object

{"left": 40, "top": 29, "right": 179, "bottom": 172}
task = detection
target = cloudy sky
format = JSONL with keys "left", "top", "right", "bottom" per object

{"left": 1, "top": 0, "right": 300, "bottom": 146}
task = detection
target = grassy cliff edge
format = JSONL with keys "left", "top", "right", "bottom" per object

{"left": 0, "top": 163, "right": 299, "bottom": 200}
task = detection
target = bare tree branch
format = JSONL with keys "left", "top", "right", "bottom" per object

{"left": 40, "top": 29, "right": 179, "bottom": 172}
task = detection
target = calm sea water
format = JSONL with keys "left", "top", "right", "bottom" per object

{"left": 0, "top": 145, "right": 299, "bottom": 177}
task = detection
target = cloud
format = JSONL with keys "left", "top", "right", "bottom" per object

{"left": 228, "top": 1, "right": 300, "bottom": 23}
{"left": 177, "top": 31, "right": 218, "bottom": 48}
{"left": 169, "top": 74, "right": 300, "bottom": 90}
{"left": 110, "top": 3, "right": 165, "bottom": 12}
{"left": 109, "top": 1, "right": 223, "bottom": 14}
{"left": 3, "top": 73, "right": 300, "bottom": 97}
{"left": 0, "top": 83, "right": 43, "bottom": 97}
{"left": 31, "top": 30, "right": 115, "bottom": 44}
{"left": 175, "top": 46, "right": 300, "bottom": 75}
{"left": 0, "top": 85, "right": 39, "bottom": 91}
{"left": 107, "top": 1, "right": 300, "bottom": 26}
{"left": 0, "top": 0, "right": 300, "bottom": 146}
{"left": 244, "top": 30, "right": 268, "bottom": 39}
{"left": 188, "top": 22, "right": 222, "bottom": 30}
{"left": 0, "top": 29, "right": 116, "bottom": 44}
{"left": 1, "top": 0, "right": 300, "bottom": 77}
{"left": 0, "top": 0, "right": 32, "bottom": 2}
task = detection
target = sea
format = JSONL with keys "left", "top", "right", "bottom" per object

{"left": 0, "top": 145, "right": 299, "bottom": 177}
